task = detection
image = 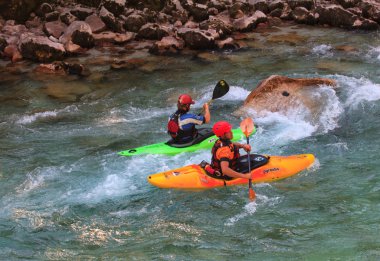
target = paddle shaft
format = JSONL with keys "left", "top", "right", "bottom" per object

{"left": 247, "top": 136, "right": 252, "bottom": 190}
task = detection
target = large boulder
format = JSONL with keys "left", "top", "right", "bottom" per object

{"left": 292, "top": 7, "right": 317, "bottom": 25}
{"left": 85, "top": 14, "right": 106, "bottom": 33}
{"left": 186, "top": 3, "right": 209, "bottom": 22}
{"left": 234, "top": 75, "right": 337, "bottom": 116}
{"left": 70, "top": 6, "right": 94, "bottom": 20}
{"left": 101, "top": 0, "right": 126, "bottom": 17}
{"left": 99, "top": 6, "right": 124, "bottom": 32}
{"left": 232, "top": 11, "right": 267, "bottom": 32}
{"left": 124, "top": 13, "right": 146, "bottom": 32}
{"left": 43, "top": 21, "right": 67, "bottom": 39}
{"left": 199, "top": 16, "right": 233, "bottom": 38}
{"left": 149, "top": 35, "right": 185, "bottom": 54}
{"left": 358, "top": 0, "right": 380, "bottom": 23}
{"left": 317, "top": 4, "right": 378, "bottom": 29}
{"left": 177, "top": 27, "right": 218, "bottom": 49}
{"left": 19, "top": 33, "right": 66, "bottom": 62}
{"left": 59, "top": 21, "right": 94, "bottom": 49}
{"left": 137, "top": 23, "right": 170, "bottom": 40}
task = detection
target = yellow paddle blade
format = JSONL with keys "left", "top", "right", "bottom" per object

{"left": 239, "top": 117, "right": 254, "bottom": 137}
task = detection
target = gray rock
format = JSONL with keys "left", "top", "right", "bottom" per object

{"left": 124, "top": 14, "right": 147, "bottom": 33}
{"left": 292, "top": 7, "right": 317, "bottom": 25}
{"left": 249, "top": 0, "right": 269, "bottom": 14}
{"left": 43, "top": 21, "right": 67, "bottom": 39}
{"left": 232, "top": 11, "right": 267, "bottom": 32}
{"left": 149, "top": 35, "right": 185, "bottom": 54}
{"left": 287, "top": 0, "right": 314, "bottom": 11}
{"left": 60, "top": 21, "right": 94, "bottom": 48}
{"left": 85, "top": 14, "right": 106, "bottom": 33}
{"left": 358, "top": 0, "right": 380, "bottom": 23}
{"left": 19, "top": 33, "right": 65, "bottom": 62}
{"left": 70, "top": 6, "right": 94, "bottom": 20}
{"left": 268, "top": 0, "right": 284, "bottom": 12}
{"left": 60, "top": 11, "right": 78, "bottom": 25}
{"left": 102, "top": 0, "right": 126, "bottom": 17}
{"left": 137, "top": 23, "right": 170, "bottom": 40}
{"left": 317, "top": 4, "right": 378, "bottom": 30}
{"left": 45, "top": 11, "right": 60, "bottom": 22}
{"left": 99, "top": 6, "right": 124, "bottom": 32}
{"left": 177, "top": 27, "right": 217, "bottom": 49}
{"left": 199, "top": 16, "right": 233, "bottom": 38}
{"left": 187, "top": 3, "right": 209, "bottom": 22}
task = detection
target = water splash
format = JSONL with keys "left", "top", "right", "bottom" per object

{"left": 312, "top": 44, "right": 333, "bottom": 57}
{"left": 340, "top": 76, "right": 380, "bottom": 110}
{"left": 15, "top": 105, "right": 79, "bottom": 125}
{"left": 225, "top": 194, "right": 281, "bottom": 226}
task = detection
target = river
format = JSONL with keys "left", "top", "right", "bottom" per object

{"left": 1, "top": 24, "right": 380, "bottom": 260}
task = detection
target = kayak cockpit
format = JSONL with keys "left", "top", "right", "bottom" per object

{"left": 165, "top": 128, "right": 215, "bottom": 148}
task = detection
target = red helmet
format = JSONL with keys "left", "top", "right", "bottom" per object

{"left": 178, "top": 94, "right": 195, "bottom": 105}
{"left": 213, "top": 121, "right": 232, "bottom": 137}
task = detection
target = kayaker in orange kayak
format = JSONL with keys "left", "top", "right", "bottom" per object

{"left": 202, "top": 121, "right": 252, "bottom": 179}
{"left": 167, "top": 94, "right": 210, "bottom": 143}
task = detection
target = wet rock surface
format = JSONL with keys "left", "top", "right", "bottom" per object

{"left": 234, "top": 75, "right": 337, "bottom": 116}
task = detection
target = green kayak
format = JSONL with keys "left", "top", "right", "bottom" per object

{"left": 118, "top": 127, "right": 256, "bottom": 156}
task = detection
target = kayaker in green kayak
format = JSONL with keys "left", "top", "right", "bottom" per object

{"left": 201, "top": 121, "right": 253, "bottom": 179}
{"left": 167, "top": 94, "right": 211, "bottom": 144}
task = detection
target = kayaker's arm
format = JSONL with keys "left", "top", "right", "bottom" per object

{"left": 220, "top": 161, "right": 251, "bottom": 179}
{"left": 203, "top": 103, "right": 210, "bottom": 123}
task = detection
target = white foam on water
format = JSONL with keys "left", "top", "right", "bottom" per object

{"left": 312, "top": 44, "right": 333, "bottom": 57}
{"left": 15, "top": 105, "right": 79, "bottom": 124}
{"left": 97, "top": 105, "right": 172, "bottom": 126}
{"left": 219, "top": 86, "right": 251, "bottom": 101}
{"left": 366, "top": 45, "right": 380, "bottom": 60}
{"left": 225, "top": 194, "right": 281, "bottom": 226}
{"left": 310, "top": 85, "right": 344, "bottom": 133}
{"left": 242, "top": 85, "right": 344, "bottom": 148}
{"left": 338, "top": 76, "right": 380, "bottom": 109}
{"left": 15, "top": 166, "right": 62, "bottom": 194}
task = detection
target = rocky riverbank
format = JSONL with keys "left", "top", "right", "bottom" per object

{"left": 0, "top": 0, "right": 380, "bottom": 75}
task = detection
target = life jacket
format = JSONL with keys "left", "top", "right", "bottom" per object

{"left": 210, "top": 139, "right": 240, "bottom": 176}
{"left": 167, "top": 111, "right": 196, "bottom": 142}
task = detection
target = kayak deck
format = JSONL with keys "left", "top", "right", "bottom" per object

{"left": 118, "top": 128, "right": 254, "bottom": 156}
{"left": 147, "top": 154, "right": 315, "bottom": 189}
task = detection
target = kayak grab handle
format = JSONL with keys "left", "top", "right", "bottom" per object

{"left": 128, "top": 149, "right": 137, "bottom": 153}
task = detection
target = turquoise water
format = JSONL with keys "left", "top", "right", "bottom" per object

{"left": 1, "top": 24, "right": 380, "bottom": 260}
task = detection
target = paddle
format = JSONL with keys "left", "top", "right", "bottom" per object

{"left": 200, "top": 80, "right": 229, "bottom": 114}
{"left": 209, "top": 80, "right": 229, "bottom": 104}
{"left": 240, "top": 117, "right": 256, "bottom": 201}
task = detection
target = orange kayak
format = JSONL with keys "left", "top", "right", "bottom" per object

{"left": 147, "top": 154, "right": 315, "bottom": 189}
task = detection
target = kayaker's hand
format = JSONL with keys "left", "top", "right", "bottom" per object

{"left": 242, "top": 144, "right": 251, "bottom": 152}
{"left": 203, "top": 103, "right": 209, "bottom": 111}
{"left": 244, "top": 173, "right": 252, "bottom": 179}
